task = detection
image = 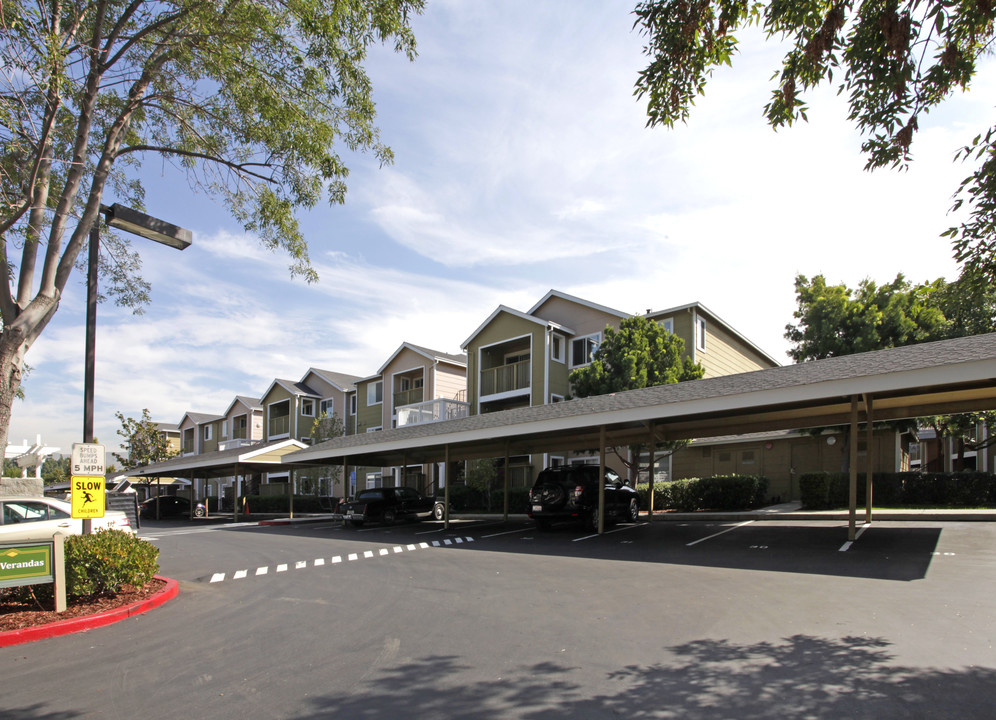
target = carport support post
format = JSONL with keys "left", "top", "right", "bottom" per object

{"left": 848, "top": 396, "right": 859, "bottom": 541}
{"left": 865, "top": 394, "right": 874, "bottom": 524}
{"left": 444, "top": 445, "right": 450, "bottom": 530}
{"left": 598, "top": 426, "right": 606, "bottom": 534}
{"left": 503, "top": 445, "right": 510, "bottom": 522}
{"left": 647, "top": 421, "right": 655, "bottom": 523}
{"left": 233, "top": 463, "right": 240, "bottom": 522}
{"left": 288, "top": 469, "right": 294, "bottom": 519}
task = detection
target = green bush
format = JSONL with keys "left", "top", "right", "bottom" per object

{"left": 637, "top": 475, "right": 769, "bottom": 512}
{"left": 800, "top": 471, "right": 996, "bottom": 509}
{"left": 65, "top": 529, "right": 159, "bottom": 597}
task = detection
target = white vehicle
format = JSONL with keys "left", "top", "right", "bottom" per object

{"left": 0, "top": 496, "right": 134, "bottom": 543}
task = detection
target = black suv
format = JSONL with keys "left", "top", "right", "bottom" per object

{"left": 527, "top": 465, "right": 640, "bottom": 530}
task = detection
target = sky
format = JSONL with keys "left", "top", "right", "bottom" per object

{"left": 7, "top": 0, "right": 992, "bottom": 459}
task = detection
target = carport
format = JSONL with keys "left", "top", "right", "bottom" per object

{"left": 284, "top": 333, "right": 996, "bottom": 540}
{"left": 129, "top": 439, "right": 309, "bottom": 520}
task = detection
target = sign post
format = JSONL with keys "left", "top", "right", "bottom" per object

{"left": 71, "top": 443, "right": 106, "bottom": 533}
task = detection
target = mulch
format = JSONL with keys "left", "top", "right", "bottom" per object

{"left": 0, "top": 577, "right": 166, "bottom": 633}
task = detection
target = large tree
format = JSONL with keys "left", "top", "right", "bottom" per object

{"left": 784, "top": 273, "right": 949, "bottom": 362}
{"left": 0, "top": 0, "right": 423, "bottom": 453}
{"left": 569, "top": 315, "right": 704, "bottom": 477}
{"left": 633, "top": 0, "right": 996, "bottom": 279}
{"left": 112, "top": 408, "right": 176, "bottom": 468}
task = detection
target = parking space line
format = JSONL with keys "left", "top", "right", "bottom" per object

{"left": 572, "top": 522, "right": 646, "bottom": 542}
{"left": 686, "top": 520, "right": 755, "bottom": 547}
{"left": 481, "top": 527, "right": 533, "bottom": 538}
{"left": 839, "top": 523, "right": 871, "bottom": 552}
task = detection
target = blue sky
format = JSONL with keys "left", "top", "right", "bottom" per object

{"left": 9, "top": 1, "right": 990, "bottom": 458}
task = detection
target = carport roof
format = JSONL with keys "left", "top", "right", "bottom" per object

{"left": 283, "top": 332, "right": 996, "bottom": 468}
{"left": 128, "top": 439, "right": 307, "bottom": 479}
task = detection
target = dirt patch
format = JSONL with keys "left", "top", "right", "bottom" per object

{"left": 0, "top": 577, "right": 166, "bottom": 633}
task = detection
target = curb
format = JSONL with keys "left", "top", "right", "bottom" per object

{"left": 0, "top": 575, "right": 179, "bottom": 648}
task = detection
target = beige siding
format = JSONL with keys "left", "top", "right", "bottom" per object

{"left": 434, "top": 363, "right": 467, "bottom": 401}
{"left": 698, "top": 316, "right": 778, "bottom": 378}
{"left": 673, "top": 431, "right": 902, "bottom": 502}
{"left": 531, "top": 295, "right": 623, "bottom": 339}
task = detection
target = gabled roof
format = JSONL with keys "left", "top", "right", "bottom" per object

{"left": 156, "top": 422, "right": 180, "bottom": 433}
{"left": 528, "top": 289, "right": 629, "bottom": 321}
{"left": 461, "top": 305, "right": 575, "bottom": 349}
{"left": 647, "top": 301, "right": 781, "bottom": 367}
{"left": 376, "top": 342, "right": 466, "bottom": 374}
{"left": 303, "top": 368, "right": 363, "bottom": 393}
{"left": 178, "top": 411, "right": 223, "bottom": 428}
{"left": 260, "top": 378, "right": 320, "bottom": 402}
{"left": 223, "top": 395, "right": 262, "bottom": 417}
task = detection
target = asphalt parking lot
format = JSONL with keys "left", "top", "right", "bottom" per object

{"left": 3, "top": 516, "right": 994, "bottom": 719}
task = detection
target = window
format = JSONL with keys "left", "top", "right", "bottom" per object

{"left": 349, "top": 395, "right": 357, "bottom": 415}
{"left": 203, "top": 425, "right": 212, "bottom": 441}
{"left": 366, "top": 473, "right": 383, "bottom": 489}
{"left": 366, "top": 426, "right": 383, "bottom": 433}
{"left": 320, "top": 399, "right": 335, "bottom": 416}
{"left": 505, "top": 352, "right": 530, "bottom": 364}
{"left": 551, "top": 334, "right": 565, "bottom": 363}
{"left": 550, "top": 394, "right": 564, "bottom": 403}
{"left": 696, "top": 316, "right": 707, "bottom": 352}
{"left": 301, "top": 398, "right": 315, "bottom": 417}
{"left": 234, "top": 415, "right": 248, "bottom": 439}
{"left": 571, "top": 333, "right": 601, "bottom": 367}
{"left": 221, "top": 420, "right": 228, "bottom": 439}
{"left": 367, "top": 380, "right": 383, "bottom": 405}
{"left": 658, "top": 318, "right": 674, "bottom": 334}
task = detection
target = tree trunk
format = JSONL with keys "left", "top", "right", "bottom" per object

{"left": 0, "top": 334, "right": 29, "bottom": 456}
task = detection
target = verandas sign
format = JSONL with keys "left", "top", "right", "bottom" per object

{"left": 0, "top": 542, "right": 54, "bottom": 589}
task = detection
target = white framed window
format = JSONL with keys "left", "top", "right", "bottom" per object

{"left": 320, "top": 398, "right": 335, "bottom": 416}
{"left": 570, "top": 333, "right": 601, "bottom": 368}
{"left": 203, "top": 425, "right": 213, "bottom": 441}
{"left": 221, "top": 420, "right": 228, "bottom": 439}
{"left": 366, "top": 473, "right": 383, "bottom": 489}
{"left": 367, "top": 380, "right": 383, "bottom": 406}
{"left": 301, "top": 399, "right": 315, "bottom": 417}
{"left": 551, "top": 334, "right": 565, "bottom": 363}
{"left": 696, "top": 316, "right": 707, "bottom": 352}
{"left": 505, "top": 351, "right": 530, "bottom": 365}
{"left": 349, "top": 395, "right": 357, "bottom": 415}
{"left": 366, "top": 426, "right": 383, "bottom": 433}
{"left": 658, "top": 317, "right": 674, "bottom": 334}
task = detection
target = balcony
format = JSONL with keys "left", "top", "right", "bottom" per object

{"left": 396, "top": 398, "right": 470, "bottom": 426}
{"left": 269, "top": 414, "right": 289, "bottom": 437}
{"left": 218, "top": 438, "right": 258, "bottom": 452}
{"left": 480, "top": 359, "right": 530, "bottom": 397}
{"left": 393, "top": 387, "right": 424, "bottom": 408}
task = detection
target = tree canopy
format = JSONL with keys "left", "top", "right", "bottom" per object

{"left": 633, "top": 0, "right": 996, "bottom": 280}
{"left": 113, "top": 408, "right": 177, "bottom": 468}
{"left": 785, "top": 271, "right": 996, "bottom": 362}
{"left": 0, "top": 0, "right": 423, "bottom": 453}
{"left": 569, "top": 315, "right": 704, "bottom": 397}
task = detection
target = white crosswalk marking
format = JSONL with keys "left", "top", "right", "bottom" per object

{"left": 204, "top": 536, "right": 476, "bottom": 583}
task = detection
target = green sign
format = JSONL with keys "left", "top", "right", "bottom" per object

{"left": 0, "top": 542, "right": 54, "bottom": 589}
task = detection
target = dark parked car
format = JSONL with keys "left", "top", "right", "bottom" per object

{"left": 528, "top": 465, "right": 640, "bottom": 530}
{"left": 339, "top": 487, "right": 436, "bottom": 526}
{"left": 140, "top": 495, "right": 206, "bottom": 519}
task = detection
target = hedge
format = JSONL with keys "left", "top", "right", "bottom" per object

{"left": 799, "top": 471, "right": 996, "bottom": 510}
{"left": 637, "top": 475, "right": 770, "bottom": 512}
{"left": 238, "top": 495, "right": 339, "bottom": 514}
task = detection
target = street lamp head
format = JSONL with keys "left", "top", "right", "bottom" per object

{"left": 102, "top": 203, "right": 192, "bottom": 250}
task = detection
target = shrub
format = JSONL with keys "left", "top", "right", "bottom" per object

{"left": 65, "top": 529, "right": 159, "bottom": 598}
{"left": 239, "top": 495, "right": 335, "bottom": 514}
{"left": 639, "top": 475, "right": 769, "bottom": 512}
{"left": 800, "top": 471, "right": 996, "bottom": 509}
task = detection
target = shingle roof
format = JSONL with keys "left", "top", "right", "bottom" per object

{"left": 286, "top": 332, "right": 996, "bottom": 466}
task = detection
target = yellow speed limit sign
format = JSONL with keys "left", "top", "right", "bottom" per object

{"left": 71, "top": 476, "right": 105, "bottom": 519}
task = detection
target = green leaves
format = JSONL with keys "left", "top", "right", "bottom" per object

{"left": 633, "top": 0, "right": 996, "bottom": 279}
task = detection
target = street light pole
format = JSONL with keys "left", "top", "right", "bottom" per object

{"left": 83, "top": 203, "right": 191, "bottom": 467}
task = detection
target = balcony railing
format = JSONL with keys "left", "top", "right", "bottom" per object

{"left": 396, "top": 398, "right": 470, "bottom": 426}
{"left": 480, "top": 359, "right": 530, "bottom": 396}
{"left": 269, "top": 415, "right": 289, "bottom": 437}
{"left": 218, "top": 438, "right": 257, "bottom": 452}
{"left": 393, "top": 387, "right": 424, "bottom": 408}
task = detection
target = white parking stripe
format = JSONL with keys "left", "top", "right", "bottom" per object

{"left": 839, "top": 523, "right": 871, "bottom": 552}
{"left": 686, "top": 520, "right": 755, "bottom": 547}
{"left": 204, "top": 536, "right": 477, "bottom": 583}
